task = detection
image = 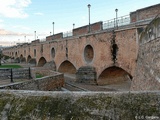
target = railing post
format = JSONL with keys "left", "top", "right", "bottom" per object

{"left": 10, "top": 69, "right": 13, "bottom": 83}
{"left": 29, "top": 67, "right": 31, "bottom": 79}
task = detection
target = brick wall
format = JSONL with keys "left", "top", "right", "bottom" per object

{"left": 31, "top": 39, "right": 40, "bottom": 44}
{"left": 73, "top": 21, "right": 102, "bottom": 36}
{"left": 130, "top": 3, "right": 160, "bottom": 22}
{"left": 46, "top": 32, "right": 63, "bottom": 41}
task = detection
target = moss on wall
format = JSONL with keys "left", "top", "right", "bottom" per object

{"left": 0, "top": 91, "right": 160, "bottom": 120}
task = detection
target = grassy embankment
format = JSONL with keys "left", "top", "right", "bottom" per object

{"left": 0, "top": 64, "right": 22, "bottom": 68}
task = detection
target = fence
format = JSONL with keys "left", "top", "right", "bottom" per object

{"left": 0, "top": 68, "right": 32, "bottom": 83}
{"left": 103, "top": 15, "right": 130, "bottom": 30}
{"left": 63, "top": 30, "right": 73, "bottom": 38}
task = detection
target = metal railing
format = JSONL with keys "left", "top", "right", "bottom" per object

{"left": 63, "top": 31, "right": 73, "bottom": 38}
{"left": 0, "top": 67, "right": 32, "bottom": 83}
{"left": 103, "top": 15, "right": 130, "bottom": 30}
{"left": 39, "top": 38, "right": 46, "bottom": 42}
{"left": 32, "top": 15, "right": 154, "bottom": 42}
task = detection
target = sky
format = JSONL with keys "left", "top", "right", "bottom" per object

{"left": 0, "top": 0, "right": 159, "bottom": 46}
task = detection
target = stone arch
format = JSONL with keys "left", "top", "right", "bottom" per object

{"left": 27, "top": 55, "right": 32, "bottom": 63}
{"left": 58, "top": 60, "right": 76, "bottom": 74}
{"left": 19, "top": 54, "right": 26, "bottom": 63}
{"left": 38, "top": 57, "right": 47, "bottom": 67}
{"left": 98, "top": 66, "right": 132, "bottom": 85}
{"left": 84, "top": 44, "right": 94, "bottom": 63}
{"left": 20, "top": 54, "right": 23, "bottom": 59}
{"left": 28, "top": 58, "right": 37, "bottom": 66}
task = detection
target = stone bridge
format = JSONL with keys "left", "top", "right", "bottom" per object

{"left": 3, "top": 4, "right": 160, "bottom": 86}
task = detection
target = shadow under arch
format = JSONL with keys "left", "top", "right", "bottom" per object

{"left": 27, "top": 55, "right": 32, "bottom": 63}
{"left": 58, "top": 60, "right": 76, "bottom": 74}
{"left": 15, "top": 57, "right": 20, "bottom": 63}
{"left": 38, "top": 57, "right": 47, "bottom": 67}
{"left": 15, "top": 52, "right": 18, "bottom": 58}
{"left": 20, "top": 54, "right": 23, "bottom": 59}
{"left": 19, "top": 54, "right": 26, "bottom": 63}
{"left": 98, "top": 66, "right": 132, "bottom": 85}
{"left": 28, "top": 58, "right": 37, "bottom": 67}
{"left": 43, "top": 61, "right": 56, "bottom": 71}
{"left": 21, "top": 57, "right": 26, "bottom": 63}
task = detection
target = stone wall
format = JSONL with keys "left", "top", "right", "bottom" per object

{"left": 0, "top": 91, "right": 160, "bottom": 119}
{"left": 0, "top": 68, "right": 32, "bottom": 80}
{"left": 131, "top": 15, "right": 160, "bottom": 90}
{"left": 0, "top": 72, "right": 64, "bottom": 91}
{"left": 76, "top": 66, "right": 97, "bottom": 84}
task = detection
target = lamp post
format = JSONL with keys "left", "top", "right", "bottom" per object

{"left": 115, "top": 8, "right": 118, "bottom": 29}
{"left": 73, "top": 23, "right": 75, "bottom": 29}
{"left": 88, "top": 4, "right": 91, "bottom": 33}
{"left": 24, "top": 36, "right": 26, "bottom": 43}
{"left": 52, "top": 22, "right": 54, "bottom": 35}
{"left": 34, "top": 31, "right": 36, "bottom": 40}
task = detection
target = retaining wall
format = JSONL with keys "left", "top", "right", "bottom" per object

{"left": 131, "top": 15, "right": 160, "bottom": 90}
{"left": 0, "top": 91, "right": 160, "bottom": 119}
{"left": 0, "top": 71, "right": 64, "bottom": 91}
{"left": 0, "top": 68, "right": 31, "bottom": 80}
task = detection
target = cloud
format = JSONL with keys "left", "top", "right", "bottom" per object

{"left": 0, "top": 19, "right": 4, "bottom": 23}
{"left": 12, "top": 25, "right": 31, "bottom": 31}
{"left": 0, "top": 19, "right": 4, "bottom": 28}
{"left": 0, "top": 0, "right": 31, "bottom": 18}
{"left": 0, "top": 29, "right": 31, "bottom": 36}
{"left": 34, "top": 12, "right": 44, "bottom": 16}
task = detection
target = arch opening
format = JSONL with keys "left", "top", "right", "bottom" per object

{"left": 19, "top": 54, "right": 26, "bottom": 63}
{"left": 51, "top": 47, "right": 55, "bottom": 58}
{"left": 15, "top": 52, "right": 18, "bottom": 58}
{"left": 43, "top": 61, "right": 56, "bottom": 71}
{"left": 21, "top": 57, "right": 26, "bottom": 63}
{"left": 58, "top": 60, "right": 76, "bottom": 74}
{"left": 38, "top": 57, "right": 47, "bottom": 67}
{"left": 27, "top": 55, "right": 32, "bottom": 63}
{"left": 84, "top": 45, "right": 94, "bottom": 63}
{"left": 15, "top": 57, "right": 20, "bottom": 63}
{"left": 29, "top": 58, "right": 37, "bottom": 66}
{"left": 98, "top": 66, "right": 132, "bottom": 86}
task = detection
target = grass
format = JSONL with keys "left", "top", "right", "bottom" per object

{"left": 0, "top": 64, "right": 22, "bottom": 68}
{"left": 36, "top": 73, "right": 44, "bottom": 78}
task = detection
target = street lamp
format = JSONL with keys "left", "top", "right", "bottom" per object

{"left": 88, "top": 4, "right": 91, "bottom": 33}
{"left": 34, "top": 31, "right": 36, "bottom": 40}
{"left": 115, "top": 8, "right": 118, "bottom": 29}
{"left": 52, "top": 22, "right": 54, "bottom": 35}
{"left": 73, "top": 23, "right": 75, "bottom": 29}
{"left": 24, "top": 36, "right": 26, "bottom": 42}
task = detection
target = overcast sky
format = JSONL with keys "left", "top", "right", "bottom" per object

{"left": 0, "top": 0, "right": 159, "bottom": 46}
